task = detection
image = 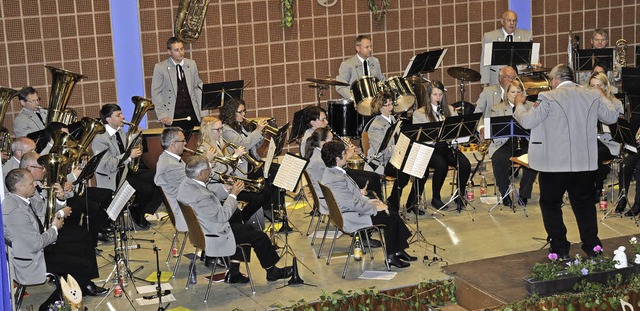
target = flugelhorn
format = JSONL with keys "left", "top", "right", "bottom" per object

{"left": 216, "top": 173, "right": 265, "bottom": 193}
{"left": 0, "top": 87, "right": 19, "bottom": 162}
{"left": 220, "top": 137, "right": 263, "bottom": 175}
{"left": 45, "top": 66, "right": 86, "bottom": 125}
{"left": 243, "top": 117, "right": 278, "bottom": 137}
{"left": 183, "top": 147, "right": 239, "bottom": 175}
{"left": 126, "top": 96, "right": 155, "bottom": 172}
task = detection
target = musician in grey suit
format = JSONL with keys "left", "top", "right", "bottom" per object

{"left": 475, "top": 66, "right": 518, "bottom": 135}
{"left": 13, "top": 86, "right": 48, "bottom": 138}
{"left": 320, "top": 141, "right": 416, "bottom": 268}
{"left": 513, "top": 64, "right": 619, "bottom": 258}
{"left": 177, "top": 155, "right": 292, "bottom": 283}
{"left": 2, "top": 137, "right": 36, "bottom": 178}
{"left": 335, "top": 35, "right": 385, "bottom": 99}
{"left": 299, "top": 106, "right": 328, "bottom": 158}
{"left": 480, "top": 11, "right": 532, "bottom": 85}
{"left": 151, "top": 37, "right": 203, "bottom": 129}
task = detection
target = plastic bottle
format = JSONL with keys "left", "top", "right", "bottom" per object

{"left": 480, "top": 176, "right": 487, "bottom": 197}
{"left": 466, "top": 181, "right": 474, "bottom": 201}
{"left": 599, "top": 189, "right": 608, "bottom": 211}
{"left": 353, "top": 236, "right": 363, "bottom": 261}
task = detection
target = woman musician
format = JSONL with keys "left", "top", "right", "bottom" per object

{"left": 412, "top": 80, "right": 470, "bottom": 211}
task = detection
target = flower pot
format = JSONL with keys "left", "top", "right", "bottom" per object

{"left": 524, "top": 264, "right": 638, "bottom": 296}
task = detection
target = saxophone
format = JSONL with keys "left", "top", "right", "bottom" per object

{"left": 125, "top": 96, "right": 155, "bottom": 172}
{"left": 174, "top": 0, "right": 211, "bottom": 44}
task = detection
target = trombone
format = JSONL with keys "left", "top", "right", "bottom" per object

{"left": 183, "top": 147, "right": 264, "bottom": 192}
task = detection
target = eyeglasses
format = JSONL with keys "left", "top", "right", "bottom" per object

{"left": 212, "top": 127, "right": 223, "bottom": 131}
{"left": 500, "top": 75, "right": 517, "bottom": 81}
{"left": 236, "top": 109, "right": 247, "bottom": 114}
{"left": 29, "top": 165, "right": 45, "bottom": 170}
{"left": 26, "top": 98, "right": 41, "bottom": 104}
{"left": 174, "top": 140, "right": 186, "bottom": 144}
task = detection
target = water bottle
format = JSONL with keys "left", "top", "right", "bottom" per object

{"left": 480, "top": 176, "right": 487, "bottom": 197}
{"left": 599, "top": 189, "right": 608, "bottom": 211}
{"left": 466, "top": 181, "right": 474, "bottom": 201}
{"left": 353, "top": 236, "right": 363, "bottom": 261}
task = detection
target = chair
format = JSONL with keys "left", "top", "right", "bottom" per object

{"left": 361, "top": 130, "right": 396, "bottom": 198}
{"left": 160, "top": 190, "right": 188, "bottom": 278}
{"left": 302, "top": 171, "right": 330, "bottom": 247}
{"left": 177, "top": 202, "right": 255, "bottom": 301}
{"left": 318, "top": 183, "right": 390, "bottom": 278}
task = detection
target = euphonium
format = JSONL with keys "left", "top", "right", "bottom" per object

{"left": 220, "top": 137, "right": 263, "bottom": 174}
{"left": 38, "top": 153, "right": 69, "bottom": 230}
{"left": 74, "top": 117, "right": 106, "bottom": 155}
{"left": 174, "top": 0, "right": 211, "bottom": 44}
{"left": 0, "top": 87, "right": 19, "bottom": 161}
{"left": 45, "top": 66, "right": 85, "bottom": 125}
{"left": 217, "top": 173, "right": 265, "bottom": 193}
{"left": 126, "top": 96, "right": 155, "bottom": 172}
{"left": 616, "top": 38, "right": 628, "bottom": 67}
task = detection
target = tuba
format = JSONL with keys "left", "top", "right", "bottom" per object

{"left": 174, "top": 0, "right": 211, "bottom": 44}
{"left": 45, "top": 66, "right": 85, "bottom": 125}
{"left": 616, "top": 38, "right": 628, "bottom": 67}
{"left": 38, "top": 153, "right": 69, "bottom": 230}
{"left": 0, "top": 87, "right": 19, "bottom": 161}
{"left": 125, "top": 96, "right": 155, "bottom": 172}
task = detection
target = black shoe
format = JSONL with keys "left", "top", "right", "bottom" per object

{"left": 395, "top": 250, "right": 418, "bottom": 262}
{"left": 133, "top": 217, "right": 150, "bottom": 230}
{"left": 624, "top": 204, "right": 640, "bottom": 217}
{"left": 386, "top": 254, "right": 410, "bottom": 268}
{"left": 224, "top": 272, "right": 250, "bottom": 284}
{"left": 431, "top": 198, "right": 445, "bottom": 209}
{"left": 205, "top": 257, "right": 228, "bottom": 269}
{"left": 502, "top": 196, "right": 513, "bottom": 207}
{"left": 518, "top": 196, "right": 528, "bottom": 206}
{"left": 266, "top": 266, "right": 293, "bottom": 282}
{"left": 406, "top": 206, "right": 425, "bottom": 215}
{"left": 616, "top": 198, "right": 627, "bottom": 213}
{"left": 83, "top": 282, "right": 108, "bottom": 297}
{"left": 97, "top": 232, "right": 112, "bottom": 243}
{"left": 361, "top": 238, "right": 382, "bottom": 248}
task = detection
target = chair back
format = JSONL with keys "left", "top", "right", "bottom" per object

{"left": 160, "top": 189, "right": 188, "bottom": 232}
{"left": 302, "top": 171, "right": 321, "bottom": 212}
{"left": 178, "top": 202, "right": 206, "bottom": 251}
{"left": 319, "top": 183, "right": 344, "bottom": 231}
{"left": 360, "top": 132, "right": 370, "bottom": 158}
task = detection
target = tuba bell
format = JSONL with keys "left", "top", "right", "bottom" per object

{"left": 38, "top": 153, "right": 69, "bottom": 230}
{"left": 0, "top": 87, "right": 19, "bottom": 161}
{"left": 45, "top": 66, "right": 86, "bottom": 125}
{"left": 125, "top": 96, "right": 155, "bottom": 172}
{"left": 174, "top": 0, "right": 211, "bottom": 44}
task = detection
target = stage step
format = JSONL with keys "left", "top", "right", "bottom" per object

{"left": 453, "top": 277, "right": 505, "bottom": 311}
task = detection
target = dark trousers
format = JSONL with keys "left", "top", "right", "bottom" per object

{"left": 429, "top": 146, "right": 471, "bottom": 200}
{"left": 44, "top": 225, "right": 99, "bottom": 290}
{"left": 67, "top": 187, "right": 113, "bottom": 245}
{"left": 347, "top": 169, "right": 383, "bottom": 200}
{"left": 384, "top": 163, "right": 426, "bottom": 211}
{"left": 230, "top": 223, "right": 280, "bottom": 269}
{"left": 231, "top": 191, "right": 268, "bottom": 224}
{"left": 491, "top": 141, "right": 537, "bottom": 199}
{"left": 370, "top": 212, "right": 411, "bottom": 254}
{"left": 126, "top": 168, "right": 163, "bottom": 217}
{"left": 618, "top": 152, "right": 640, "bottom": 204}
{"left": 595, "top": 140, "right": 615, "bottom": 196}
{"left": 538, "top": 171, "right": 601, "bottom": 257}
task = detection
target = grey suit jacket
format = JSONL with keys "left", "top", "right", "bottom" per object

{"left": 480, "top": 28, "right": 532, "bottom": 84}
{"left": 299, "top": 128, "right": 314, "bottom": 158}
{"left": 598, "top": 97, "right": 624, "bottom": 156}
{"left": 221, "top": 124, "right": 263, "bottom": 178}
{"left": 91, "top": 128, "right": 128, "bottom": 191}
{"left": 3, "top": 193, "right": 58, "bottom": 285}
{"left": 335, "top": 55, "right": 385, "bottom": 99}
{"left": 486, "top": 101, "right": 534, "bottom": 157}
{"left": 13, "top": 108, "right": 48, "bottom": 138}
{"left": 514, "top": 83, "right": 619, "bottom": 172}
{"left": 151, "top": 58, "right": 204, "bottom": 122}
{"left": 154, "top": 151, "right": 188, "bottom": 231}
{"left": 3, "top": 157, "right": 19, "bottom": 177}
{"left": 474, "top": 84, "right": 503, "bottom": 129}
{"left": 366, "top": 115, "right": 395, "bottom": 174}
{"left": 321, "top": 167, "right": 375, "bottom": 233}
{"left": 306, "top": 149, "right": 327, "bottom": 214}
{"left": 177, "top": 178, "right": 238, "bottom": 257}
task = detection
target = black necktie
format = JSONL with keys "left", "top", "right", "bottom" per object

{"left": 506, "top": 35, "right": 513, "bottom": 42}
{"left": 176, "top": 64, "right": 184, "bottom": 81}
{"left": 29, "top": 202, "right": 45, "bottom": 234}
{"left": 512, "top": 105, "right": 516, "bottom": 114}
{"left": 115, "top": 132, "right": 126, "bottom": 154}
{"left": 35, "top": 111, "right": 45, "bottom": 126}
{"left": 363, "top": 59, "right": 369, "bottom": 76}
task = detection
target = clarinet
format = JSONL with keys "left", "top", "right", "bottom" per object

{"left": 329, "top": 128, "right": 379, "bottom": 171}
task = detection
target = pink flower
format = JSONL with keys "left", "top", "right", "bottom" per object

{"left": 593, "top": 245, "right": 603, "bottom": 253}
{"left": 548, "top": 253, "right": 558, "bottom": 261}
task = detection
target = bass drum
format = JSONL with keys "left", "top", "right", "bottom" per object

{"left": 517, "top": 74, "right": 551, "bottom": 97}
{"left": 327, "top": 99, "right": 359, "bottom": 138}
{"left": 351, "top": 76, "right": 381, "bottom": 116}
{"left": 385, "top": 76, "right": 416, "bottom": 113}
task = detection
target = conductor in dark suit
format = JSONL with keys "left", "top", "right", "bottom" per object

{"left": 513, "top": 64, "right": 619, "bottom": 258}
{"left": 335, "top": 35, "right": 385, "bottom": 99}
{"left": 177, "top": 155, "right": 292, "bottom": 284}
{"left": 320, "top": 141, "right": 416, "bottom": 268}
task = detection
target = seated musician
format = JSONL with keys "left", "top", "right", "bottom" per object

{"left": 335, "top": 35, "right": 386, "bottom": 99}
{"left": 3, "top": 137, "right": 36, "bottom": 177}
{"left": 91, "top": 104, "right": 162, "bottom": 230}
{"left": 484, "top": 80, "right": 538, "bottom": 206}
{"left": 299, "top": 106, "right": 328, "bottom": 158}
{"left": 320, "top": 141, "right": 416, "bottom": 268}
{"left": 413, "top": 80, "right": 471, "bottom": 211}
{"left": 13, "top": 86, "right": 48, "bottom": 138}
{"left": 177, "top": 155, "right": 293, "bottom": 283}
{"left": 3, "top": 169, "right": 106, "bottom": 310}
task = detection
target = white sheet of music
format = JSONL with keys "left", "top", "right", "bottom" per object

{"left": 273, "top": 154, "right": 307, "bottom": 192}
{"left": 484, "top": 117, "right": 492, "bottom": 139}
{"left": 389, "top": 133, "right": 411, "bottom": 170}
{"left": 106, "top": 181, "right": 136, "bottom": 221}
{"left": 402, "top": 142, "right": 434, "bottom": 179}
{"left": 263, "top": 139, "right": 276, "bottom": 179}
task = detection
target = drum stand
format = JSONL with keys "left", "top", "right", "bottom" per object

{"left": 309, "top": 83, "right": 329, "bottom": 107}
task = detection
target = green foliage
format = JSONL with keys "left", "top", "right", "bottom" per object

{"left": 281, "top": 0, "right": 295, "bottom": 28}
{"left": 366, "top": 0, "right": 390, "bottom": 22}
{"left": 529, "top": 252, "right": 619, "bottom": 281}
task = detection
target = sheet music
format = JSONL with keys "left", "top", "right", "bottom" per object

{"left": 402, "top": 142, "right": 434, "bottom": 179}
{"left": 273, "top": 154, "right": 307, "bottom": 192}
{"left": 625, "top": 144, "right": 638, "bottom": 153}
{"left": 483, "top": 43, "right": 493, "bottom": 66}
{"left": 434, "top": 49, "right": 447, "bottom": 69}
{"left": 484, "top": 117, "right": 492, "bottom": 139}
{"left": 106, "top": 181, "right": 136, "bottom": 221}
{"left": 263, "top": 139, "right": 276, "bottom": 179}
{"left": 403, "top": 56, "right": 416, "bottom": 77}
{"left": 389, "top": 133, "right": 411, "bottom": 170}
{"left": 531, "top": 43, "right": 541, "bottom": 64}
{"left": 452, "top": 136, "right": 471, "bottom": 144}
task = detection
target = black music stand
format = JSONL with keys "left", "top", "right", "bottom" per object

{"left": 602, "top": 119, "right": 636, "bottom": 221}
{"left": 72, "top": 149, "right": 107, "bottom": 232}
{"left": 575, "top": 48, "right": 614, "bottom": 73}
{"left": 404, "top": 49, "right": 447, "bottom": 77}
{"left": 27, "top": 129, "right": 48, "bottom": 153}
{"left": 201, "top": 80, "right": 244, "bottom": 109}
{"left": 490, "top": 41, "right": 533, "bottom": 71}
{"left": 289, "top": 106, "right": 311, "bottom": 143}
{"left": 485, "top": 116, "right": 530, "bottom": 215}
{"left": 273, "top": 123, "right": 290, "bottom": 156}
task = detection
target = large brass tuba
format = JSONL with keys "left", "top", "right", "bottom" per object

{"left": 174, "top": 0, "right": 211, "bottom": 44}
{"left": 45, "top": 66, "right": 86, "bottom": 125}
{"left": 0, "top": 88, "right": 19, "bottom": 161}
{"left": 125, "top": 96, "right": 154, "bottom": 172}
{"left": 38, "top": 153, "right": 69, "bottom": 230}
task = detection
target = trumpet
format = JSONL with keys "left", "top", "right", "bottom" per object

{"left": 215, "top": 173, "right": 265, "bottom": 193}
{"left": 243, "top": 117, "right": 278, "bottom": 136}
{"left": 220, "top": 137, "right": 263, "bottom": 175}
{"left": 183, "top": 147, "right": 239, "bottom": 175}
{"left": 329, "top": 128, "right": 378, "bottom": 171}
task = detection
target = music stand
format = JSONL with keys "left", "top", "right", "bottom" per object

{"left": 72, "top": 149, "right": 107, "bottom": 232}
{"left": 27, "top": 129, "right": 48, "bottom": 153}
{"left": 403, "top": 49, "right": 447, "bottom": 78}
{"left": 485, "top": 116, "right": 530, "bottom": 215}
{"left": 273, "top": 123, "right": 290, "bottom": 156}
{"left": 289, "top": 106, "right": 311, "bottom": 143}
{"left": 490, "top": 42, "right": 534, "bottom": 70}
{"left": 575, "top": 48, "right": 614, "bottom": 73}
{"left": 201, "top": 80, "right": 244, "bottom": 109}
{"left": 602, "top": 119, "right": 635, "bottom": 221}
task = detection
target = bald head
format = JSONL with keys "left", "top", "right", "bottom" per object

{"left": 498, "top": 66, "right": 517, "bottom": 89}
{"left": 11, "top": 137, "right": 36, "bottom": 160}
{"left": 501, "top": 10, "right": 518, "bottom": 34}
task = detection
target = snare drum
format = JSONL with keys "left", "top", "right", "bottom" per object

{"left": 327, "top": 99, "right": 359, "bottom": 138}
{"left": 517, "top": 74, "right": 551, "bottom": 96}
{"left": 347, "top": 155, "right": 365, "bottom": 170}
{"left": 351, "top": 76, "right": 381, "bottom": 116}
{"left": 385, "top": 76, "right": 416, "bottom": 113}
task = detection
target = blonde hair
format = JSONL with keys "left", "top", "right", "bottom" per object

{"left": 504, "top": 80, "right": 525, "bottom": 103}
{"left": 588, "top": 72, "right": 615, "bottom": 101}
{"left": 199, "top": 115, "right": 222, "bottom": 146}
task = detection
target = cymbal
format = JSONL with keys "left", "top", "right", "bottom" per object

{"left": 306, "top": 77, "right": 349, "bottom": 86}
{"left": 447, "top": 67, "right": 481, "bottom": 82}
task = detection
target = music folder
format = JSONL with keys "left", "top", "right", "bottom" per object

{"left": 106, "top": 181, "right": 136, "bottom": 221}
{"left": 273, "top": 153, "right": 308, "bottom": 192}
{"left": 388, "top": 133, "right": 433, "bottom": 179}
{"left": 201, "top": 80, "right": 244, "bottom": 110}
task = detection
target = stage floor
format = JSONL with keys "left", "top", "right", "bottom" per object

{"left": 19, "top": 166, "right": 640, "bottom": 310}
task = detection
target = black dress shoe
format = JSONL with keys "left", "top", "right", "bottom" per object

{"left": 361, "top": 238, "right": 382, "bottom": 248}
{"left": 224, "top": 272, "right": 250, "bottom": 284}
{"left": 97, "top": 232, "right": 112, "bottom": 243}
{"left": 266, "top": 266, "right": 293, "bottom": 282}
{"left": 624, "top": 204, "right": 640, "bottom": 217}
{"left": 502, "top": 196, "right": 513, "bottom": 207}
{"left": 205, "top": 257, "right": 228, "bottom": 268}
{"left": 133, "top": 217, "right": 150, "bottom": 230}
{"left": 83, "top": 282, "right": 108, "bottom": 296}
{"left": 431, "top": 198, "right": 445, "bottom": 209}
{"left": 616, "top": 198, "right": 627, "bottom": 213}
{"left": 386, "top": 254, "right": 410, "bottom": 268}
{"left": 518, "top": 196, "right": 528, "bottom": 206}
{"left": 406, "top": 206, "right": 425, "bottom": 215}
{"left": 395, "top": 250, "right": 418, "bottom": 262}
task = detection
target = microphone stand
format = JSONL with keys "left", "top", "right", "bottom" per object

{"left": 153, "top": 245, "right": 170, "bottom": 311}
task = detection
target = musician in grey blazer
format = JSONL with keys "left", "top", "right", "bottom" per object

{"left": 513, "top": 64, "right": 619, "bottom": 258}
{"left": 335, "top": 35, "right": 385, "bottom": 99}
{"left": 299, "top": 106, "right": 328, "bottom": 158}
{"left": 474, "top": 66, "right": 518, "bottom": 133}
{"left": 2, "top": 137, "right": 35, "bottom": 178}
{"left": 320, "top": 141, "right": 416, "bottom": 268}
{"left": 177, "top": 155, "right": 292, "bottom": 283}
{"left": 480, "top": 11, "right": 532, "bottom": 85}
{"left": 13, "top": 86, "right": 48, "bottom": 138}
{"left": 151, "top": 37, "right": 203, "bottom": 129}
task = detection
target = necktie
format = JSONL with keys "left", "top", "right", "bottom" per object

{"left": 176, "top": 64, "right": 184, "bottom": 81}
{"left": 115, "top": 132, "right": 126, "bottom": 154}
{"left": 363, "top": 59, "right": 369, "bottom": 76}
{"left": 29, "top": 202, "right": 45, "bottom": 234}
{"left": 35, "top": 111, "right": 45, "bottom": 126}
{"left": 506, "top": 35, "right": 513, "bottom": 42}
